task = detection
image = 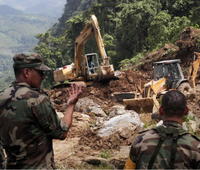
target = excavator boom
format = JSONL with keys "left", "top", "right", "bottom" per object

{"left": 74, "top": 15, "right": 114, "bottom": 80}
{"left": 54, "top": 15, "right": 114, "bottom": 83}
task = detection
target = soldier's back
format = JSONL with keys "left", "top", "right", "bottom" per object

{"left": 130, "top": 122, "right": 200, "bottom": 169}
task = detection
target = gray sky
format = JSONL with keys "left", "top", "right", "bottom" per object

{"left": 0, "top": 0, "right": 66, "bottom": 10}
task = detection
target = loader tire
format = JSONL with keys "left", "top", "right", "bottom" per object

{"left": 177, "top": 82, "right": 192, "bottom": 96}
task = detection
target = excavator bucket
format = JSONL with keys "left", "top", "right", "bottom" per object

{"left": 123, "top": 97, "right": 154, "bottom": 113}
{"left": 98, "top": 65, "right": 115, "bottom": 81}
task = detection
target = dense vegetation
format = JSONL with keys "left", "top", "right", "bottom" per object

{"left": 35, "top": 0, "right": 200, "bottom": 71}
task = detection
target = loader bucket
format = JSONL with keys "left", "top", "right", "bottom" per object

{"left": 123, "top": 97, "right": 154, "bottom": 113}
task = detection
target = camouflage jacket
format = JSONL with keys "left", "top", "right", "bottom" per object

{"left": 129, "top": 121, "right": 200, "bottom": 169}
{"left": 0, "top": 82, "right": 68, "bottom": 169}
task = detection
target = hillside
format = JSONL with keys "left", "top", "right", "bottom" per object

{"left": 47, "top": 26, "right": 200, "bottom": 169}
{"left": 0, "top": 5, "right": 57, "bottom": 90}
{"left": 1, "top": 0, "right": 200, "bottom": 169}
{"left": 33, "top": 1, "right": 200, "bottom": 167}
{"left": 35, "top": 0, "right": 200, "bottom": 71}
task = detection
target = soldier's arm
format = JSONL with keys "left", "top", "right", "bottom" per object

{"left": 62, "top": 84, "right": 83, "bottom": 129}
{"left": 29, "top": 84, "right": 83, "bottom": 140}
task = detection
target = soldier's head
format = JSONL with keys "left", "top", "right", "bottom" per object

{"left": 159, "top": 90, "right": 188, "bottom": 119}
{"left": 13, "top": 53, "right": 51, "bottom": 88}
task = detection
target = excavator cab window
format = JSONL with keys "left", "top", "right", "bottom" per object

{"left": 85, "top": 53, "right": 100, "bottom": 75}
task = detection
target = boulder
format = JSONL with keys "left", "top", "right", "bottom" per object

{"left": 75, "top": 97, "right": 106, "bottom": 117}
{"left": 97, "top": 111, "right": 143, "bottom": 137}
{"left": 108, "top": 105, "right": 127, "bottom": 117}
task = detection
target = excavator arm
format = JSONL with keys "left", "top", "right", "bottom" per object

{"left": 53, "top": 15, "right": 114, "bottom": 83}
{"left": 74, "top": 21, "right": 93, "bottom": 77}
{"left": 188, "top": 52, "right": 200, "bottom": 88}
{"left": 74, "top": 15, "right": 114, "bottom": 80}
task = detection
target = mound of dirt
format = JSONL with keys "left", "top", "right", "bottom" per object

{"left": 138, "top": 43, "right": 178, "bottom": 71}
{"left": 49, "top": 70, "right": 151, "bottom": 112}
{"left": 79, "top": 128, "right": 139, "bottom": 150}
{"left": 138, "top": 27, "right": 200, "bottom": 71}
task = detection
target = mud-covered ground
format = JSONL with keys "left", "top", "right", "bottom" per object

{"left": 48, "top": 71, "right": 149, "bottom": 169}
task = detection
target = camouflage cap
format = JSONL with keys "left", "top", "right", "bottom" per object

{"left": 13, "top": 53, "right": 51, "bottom": 71}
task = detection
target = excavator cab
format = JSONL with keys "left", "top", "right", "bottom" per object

{"left": 85, "top": 53, "right": 99, "bottom": 76}
{"left": 53, "top": 15, "right": 114, "bottom": 83}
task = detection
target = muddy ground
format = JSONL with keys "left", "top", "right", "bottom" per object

{"left": 49, "top": 71, "right": 200, "bottom": 169}
{"left": 49, "top": 27, "right": 200, "bottom": 169}
{"left": 49, "top": 71, "right": 153, "bottom": 169}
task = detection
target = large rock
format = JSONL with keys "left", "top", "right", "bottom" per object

{"left": 75, "top": 97, "right": 106, "bottom": 117}
{"left": 108, "top": 105, "right": 130, "bottom": 117}
{"left": 97, "top": 111, "right": 143, "bottom": 137}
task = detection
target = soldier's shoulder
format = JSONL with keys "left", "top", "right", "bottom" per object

{"left": 7, "top": 84, "right": 49, "bottom": 103}
{"left": 133, "top": 128, "right": 158, "bottom": 145}
{"left": 183, "top": 133, "right": 200, "bottom": 142}
{"left": 0, "top": 86, "right": 14, "bottom": 100}
{"left": 178, "top": 133, "right": 200, "bottom": 150}
{"left": 24, "top": 88, "right": 50, "bottom": 107}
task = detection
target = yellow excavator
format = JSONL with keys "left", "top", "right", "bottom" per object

{"left": 53, "top": 15, "right": 114, "bottom": 83}
{"left": 188, "top": 52, "right": 200, "bottom": 88}
{"left": 124, "top": 59, "right": 192, "bottom": 113}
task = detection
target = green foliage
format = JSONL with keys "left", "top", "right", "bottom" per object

{"left": 120, "top": 53, "right": 144, "bottom": 70}
{"left": 100, "top": 150, "right": 112, "bottom": 159}
{"left": 190, "top": 6, "right": 200, "bottom": 26}
{"left": 115, "top": 0, "right": 161, "bottom": 66}
{"left": 35, "top": 33, "right": 70, "bottom": 69}
{"left": 146, "top": 11, "right": 191, "bottom": 50}
{"left": 35, "top": 0, "right": 200, "bottom": 73}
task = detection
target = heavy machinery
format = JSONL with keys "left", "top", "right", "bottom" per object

{"left": 53, "top": 15, "right": 114, "bottom": 83}
{"left": 188, "top": 52, "right": 200, "bottom": 88}
{"left": 124, "top": 59, "right": 192, "bottom": 113}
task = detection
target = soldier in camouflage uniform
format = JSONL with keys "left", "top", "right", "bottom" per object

{"left": 0, "top": 53, "right": 83, "bottom": 169}
{"left": 125, "top": 90, "right": 200, "bottom": 169}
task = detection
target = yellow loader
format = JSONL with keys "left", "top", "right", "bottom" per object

{"left": 124, "top": 59, "right": 192, "bottom": 113}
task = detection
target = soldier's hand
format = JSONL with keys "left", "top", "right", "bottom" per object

{"left": 66, "top": 83, "right": 84, "bottom": 105}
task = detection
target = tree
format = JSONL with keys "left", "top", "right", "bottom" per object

{"left": 146, "top": 11, "right": 191, "bottom": 50}
{"left": 114, "top": 0, "right": 161, "bottom": 67}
